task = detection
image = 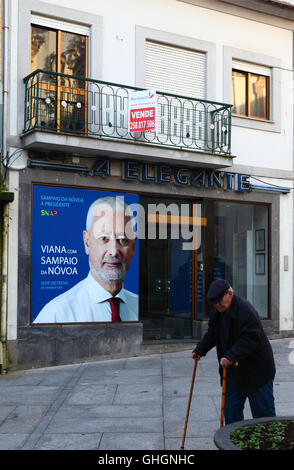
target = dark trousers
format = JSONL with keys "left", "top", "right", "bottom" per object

{"left": 224, "top": 371, "right": 276, "bottom": 425}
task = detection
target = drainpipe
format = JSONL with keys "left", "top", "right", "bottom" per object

{"left": 0, "top": 0, "right": 9, "bottom": 374}
{"left": 2, "top": 0, "right": 8, "bottom": 162}
{"left": 1, "top": 204, "right": 9, "bottom": 373}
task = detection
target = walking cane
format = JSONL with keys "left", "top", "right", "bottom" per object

{"left": 180, "top": 358, "right": 198, "bottom": 450}
{"left": 220, "top": 366, "right": 227, "bottom": 428}
{"left": 220, "top": 362, "right": 238, "bottom": 428}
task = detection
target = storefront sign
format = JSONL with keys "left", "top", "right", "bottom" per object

{"left": 94, "top": 158, "right": 251, "bottom": 191}
{"left": 128, "top": 90, "right": 157, "bottom": 133}
{"left": 28, "top": 158, "right": 290, "bottom": 195}
{"left": 117, "top": 160, "right": 288, "bottom": 194}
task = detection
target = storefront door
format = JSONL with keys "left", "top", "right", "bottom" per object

{"left": 140, "top": 197, "right": 196, "bottom": 340}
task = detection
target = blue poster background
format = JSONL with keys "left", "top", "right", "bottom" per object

{"left": 31, "top": 184, "right": 139, "bottom": 323}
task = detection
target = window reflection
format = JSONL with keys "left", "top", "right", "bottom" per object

{"left": 232, "top": 69, "right": 269, "bottom": 120}
{"left": 30, "top": 24, "right": 87, "bottom": 133}
{"left": 232, "top": 70, "right": 246, "bottom": 115}
{"left": 250, "top": 74, "right": 267, "bottom": 119}
{"left": 60, "top": 31, "right": 86, "bottom": 78}
{"left": 31, "top": 26, "right": 57, "bottom": 72}
{"left": 201, "top": 201, "right": 269, "bottom": 319}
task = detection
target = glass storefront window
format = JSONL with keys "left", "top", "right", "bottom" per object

{"left": 140, "top": 197, "right": 269, "bottom": 340}
{"left": 199, "top": 200, "right": 269, "bottom": 319}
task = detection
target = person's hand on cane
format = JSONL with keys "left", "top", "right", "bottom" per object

{"left": 220, "top": 357, "right": 233, "bottom": 368}
{"left": 192, "top": 352, "right": 201, "bottom": 361}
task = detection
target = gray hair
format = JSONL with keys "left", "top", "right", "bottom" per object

{"left": 86, "top": 196, "right": 136, "bottom": 234}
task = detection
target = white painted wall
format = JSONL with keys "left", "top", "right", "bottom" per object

{"left": 13, "top": 0, "right": 292, "bottom": 173}
{"left": 6, "top": 170, "right": 19, "bottom": 341}
{"left": 279, "top": 190, "right": 294, "bottom": 331}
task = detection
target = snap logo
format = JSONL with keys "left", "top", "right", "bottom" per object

{"left": 41, "top": 210, "right": 58, "bottom": 216}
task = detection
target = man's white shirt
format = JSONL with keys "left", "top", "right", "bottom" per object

{"left": 33, "top": 271, "right": 138, "bottom": 323}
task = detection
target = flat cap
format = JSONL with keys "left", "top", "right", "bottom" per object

{"left": 206, "top": 279, "right": 230, "bottom": 304}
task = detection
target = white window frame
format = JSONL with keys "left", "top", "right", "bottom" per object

{"left": 232, "top": 60, "right": 270, "bottom": 120}
{"left": 223, "top": 46, "right": 281, "bottom": 133}
{"left": 135, "top": 26, "right": 216, "bottom": 102}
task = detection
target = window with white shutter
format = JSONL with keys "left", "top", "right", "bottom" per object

{"left": 145, "top": 40, "right": 206, "bottom": 99}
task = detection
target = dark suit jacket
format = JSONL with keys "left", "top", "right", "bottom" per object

{"left": 193, "top": 295, "right": 275, "bottom": 395}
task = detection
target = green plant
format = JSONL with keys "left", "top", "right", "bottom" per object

{"left": 231, "top": 423, "right": 265, "bottom": 450}
{"left": 230, "top": 419, "right": 294, "bottom": 450}
{"left": 266, "top": 420, "right": 287, "bottom": 450}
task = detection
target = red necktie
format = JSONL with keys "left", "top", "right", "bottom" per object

{"left": 108, "top": 297, "right": 121, "bottom": 322}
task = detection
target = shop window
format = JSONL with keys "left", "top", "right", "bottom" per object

{"left": 199, "top": 200, "right": 269, "bottom": 320}
{"left": 140, "top": 197, "right": 269, "bottom": 341}
{"left": 30, "top": 23, "right": 88, "bottom": 132}
{"left": 232, "top": 63, "right": 270, "bottom": 120}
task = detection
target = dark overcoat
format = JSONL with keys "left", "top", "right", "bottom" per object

{"left": 193, "top": 295, "right": 275, "bottom": 395}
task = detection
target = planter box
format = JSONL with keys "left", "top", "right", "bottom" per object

{"left": 214, "top": 416, "right": 294, "bottom": 450}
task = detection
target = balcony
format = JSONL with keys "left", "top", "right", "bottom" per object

{"left": 22, "top": 70, "right": 233, "bottom": 168}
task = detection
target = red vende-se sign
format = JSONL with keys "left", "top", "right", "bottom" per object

{"left": 128, "top": 90, "right": 157, "bottom": 133}
{"left": 130, "top": 107, "right": 156, "bottom": 132}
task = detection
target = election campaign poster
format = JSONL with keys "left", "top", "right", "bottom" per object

{"left": 31, "top": 184, "right": 139, "bottom": 324}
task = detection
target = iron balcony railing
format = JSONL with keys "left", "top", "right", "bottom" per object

{"left": 23, "top": 69, "right": 232, "bottom": 155}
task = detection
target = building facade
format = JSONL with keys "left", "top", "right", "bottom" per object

{"left": 1, "top": 0, "right": 294, "bottom": 370}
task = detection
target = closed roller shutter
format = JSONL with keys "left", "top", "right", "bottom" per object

{"left": 232, "top": 59, "right": 271, "bottom": 77}
{"left": 145, "top": 40, "right": 206, "bottom": 99}
{"left": 31, "top": 14, "right": 90, "bottom": 36}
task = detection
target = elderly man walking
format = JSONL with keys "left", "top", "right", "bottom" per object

{"left": 192, "top": 279, "right": 276, "bottom": 425}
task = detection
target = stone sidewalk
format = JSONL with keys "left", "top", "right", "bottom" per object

{"left": 0, "top": 337, "right": 293, "bottom": 450}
